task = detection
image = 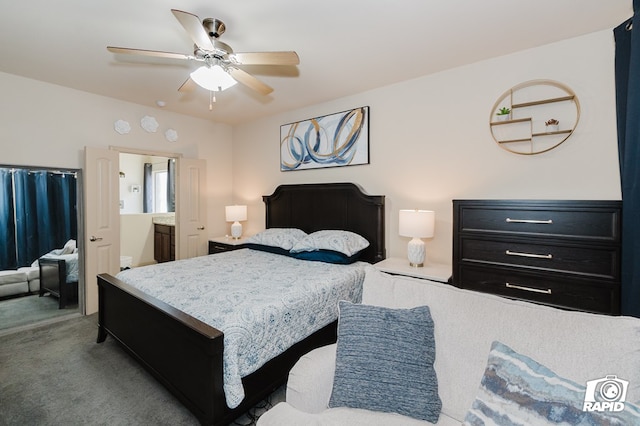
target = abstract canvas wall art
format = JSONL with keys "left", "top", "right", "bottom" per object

{"left": 280, "top": 106, "right": 369, "bottom": 171}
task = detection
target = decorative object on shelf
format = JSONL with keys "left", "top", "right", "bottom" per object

{"left": 165, "top": 128, "right": 178, "bottom": 142}
{"left": 399, "top": 209, "right": 435, "bottom": 267}
{"left": 114, "top": 119, "right": 131, "bottom": 135}
{"left": 545, "top": 118, "right": 559, "bottom": 133}
{"left": 225, "top": 205, "right": 247, "bottom": 239}
{"left": 280, "top": 106, "right": 369, "bottom": 171}
{"left": 489, "top": 80, "right": 580, "bottom": 155}
{"left": 140, "top": 115, "right": 159, "bottom": 133}
{"left": 495, "top": 107, "right": 511, "bottom": 121}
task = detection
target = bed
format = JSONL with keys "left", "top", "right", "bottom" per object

{"left": 38, "top": 241, "right": 80, "bottom": 309}
{"left": 96, "top": 182, "right": 385, "bottom": 426}
{"left": 38, "top": 257, "right": 79, "bottom": 309}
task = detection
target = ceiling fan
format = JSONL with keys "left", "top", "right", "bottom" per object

{"left": 107, "top": 9, "right": 299, "bottom": 102}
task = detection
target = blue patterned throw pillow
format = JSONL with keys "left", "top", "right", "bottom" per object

{"left": 290, "top": 230, "right": 369, "bottom": 257}
{"left": 464, "top": 341, "right": 640, "bottom": 425}
{"left": 246, "top": 228, "right": 307, "bottom": 250}
{"left": 329, "top": 301, "right": 442, "bottom": 422}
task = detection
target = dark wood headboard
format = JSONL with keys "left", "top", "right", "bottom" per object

{"left": 263, "top": 183, "right": 385, "bottom": 263}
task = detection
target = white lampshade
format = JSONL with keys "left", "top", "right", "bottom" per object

{"left": 399, "top": 210, "right": 435, "bottom": 238}
{"left": 225, "top": 205, "right": 247, "bottom": 222}
{"left": 225, "top": 205, "right": 247, "bottom": 239}
{"left": 399, "top": 209, "right": 435, "bottom": 267}
{"left": 190, "top": 65, "right": 238, "bottom": 92}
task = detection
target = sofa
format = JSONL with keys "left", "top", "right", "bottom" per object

{"left": 0, "top": 266, "right": 40, "bottom": 298}
{"left": 258, "top": 266, "right": 640, "bottom": 425}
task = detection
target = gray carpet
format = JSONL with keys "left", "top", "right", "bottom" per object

{"left": 0, "top": 294, "right": 79, "bottom": 332}
{"left": 0, "top": 314, "right": 284, "bottom": 426}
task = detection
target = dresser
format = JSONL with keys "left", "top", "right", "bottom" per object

{"left": 452, "top": 200, "right": 621, "bottom": 315}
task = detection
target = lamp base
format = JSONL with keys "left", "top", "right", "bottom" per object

{"left": 407, "top": 237, "right": 425, "bottom": 267}
{"left": 231, "top": 221, "right": 242, "bottom": 239}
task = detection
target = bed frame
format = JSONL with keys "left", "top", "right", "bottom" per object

{"left": 38, "top": 258, "right": 78, "bottom": 309}
{"left": 96, "top": 182, "right": 385, "bottom": 425}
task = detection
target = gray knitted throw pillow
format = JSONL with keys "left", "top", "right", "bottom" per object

{"left": 329, "top": 301, "right": 442, "bottom": 422}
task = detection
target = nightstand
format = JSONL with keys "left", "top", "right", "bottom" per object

{"left": 208, "top": 236, "right": 249, "bottom": 254}
{"left": 374, "top": 257, "right": 452, "bottom": 283}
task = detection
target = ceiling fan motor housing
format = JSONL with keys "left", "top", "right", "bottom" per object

{"left": 203, "top": 18, "right": 225, "bottom": 38}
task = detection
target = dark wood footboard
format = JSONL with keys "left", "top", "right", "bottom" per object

{"left": 39, "top": 258, "right": 78, "bottom": 309}
{"left": 97, "top": 273, "right": 337, "bottom": 426}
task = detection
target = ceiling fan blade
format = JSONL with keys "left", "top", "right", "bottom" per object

{"left": 230, "top": 51, "right": 300, "bottom": 66}
{"left": 178, "top": 77, "right": 198, "bottom": 93}
{"left": 107, "top": 46, "right": 194, "bottom": 61}
{"left": 228, "top": 67, "right": 273, "bottom": 95}
{"left": 171, "top": 9, "right": 214, "bottom": 51}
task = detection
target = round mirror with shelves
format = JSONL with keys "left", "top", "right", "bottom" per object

{"left": 489, "top": 79, "right": 580, "bottom": 155}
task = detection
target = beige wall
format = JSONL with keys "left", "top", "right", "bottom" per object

{"left": 0, "top": 28, "right": 623, "bottom": 289}
{"left": 0, "top": 71, "right": 234, "bottom": 240}
{"left": 232, "top": 29, "right": 622, "bottom": 265}
{"left": 1, "top": 71, "right": 234, "bottom": 312}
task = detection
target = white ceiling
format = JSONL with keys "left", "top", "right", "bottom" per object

{"left": 0, "top": 0, "right": 632, "bottom": 125}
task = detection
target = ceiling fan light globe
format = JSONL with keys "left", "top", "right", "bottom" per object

{"left": 190, "top": 65, "right": 237, "bottom": 91}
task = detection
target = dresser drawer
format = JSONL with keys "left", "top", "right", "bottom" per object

{"left": 460, "top": 238, "right": 619, "bottom": 280}
{"left": 459, "top": 266, "right": 619, "bottom": 314}
{"left": 457, "top": 201, "right": 620, "bottom": 241}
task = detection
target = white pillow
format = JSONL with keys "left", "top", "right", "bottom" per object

{"left": 290, "top": 230, "right": 369, "bottom": 257}
{"left": 246, "top": 228, "right": 307, "bottom": 250}
{"left": 61, "top": 239, "right": 76, "bottom": 255}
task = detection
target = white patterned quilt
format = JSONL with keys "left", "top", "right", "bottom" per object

{"left": 115, "top": 248, "right": 365, "bottom": 408}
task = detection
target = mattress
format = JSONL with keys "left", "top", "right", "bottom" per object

{"left": 39, "top": 252, "right": 79, "bottom": 283}
{"left": 115, "top": 248, "right": 365, "bottom": 408}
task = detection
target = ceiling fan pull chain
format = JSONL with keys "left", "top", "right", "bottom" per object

{"left": 209, "top": 91, "right": 215, "bottom": 110}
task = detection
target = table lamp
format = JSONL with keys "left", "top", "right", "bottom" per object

{"left": 225, "top": 205, "right": 247, "bottom": 239}
{"left": 399, "top": 209, "right": 435, "bottom": 267}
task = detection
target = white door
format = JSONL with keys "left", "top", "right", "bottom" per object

{"left": 84, "top": 147, "right": 120, "bottom": 314}
{"left": 177, "top": 158, "right": 207, "bottom": 259}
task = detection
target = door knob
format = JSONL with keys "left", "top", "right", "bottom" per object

{"left": 197, "top": 226, "right": 205, "bottom": 230}
{"left": 90, "top": 236, "right": 103, "bottom": 242}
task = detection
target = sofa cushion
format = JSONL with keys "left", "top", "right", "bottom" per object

{"left": 329, "top": 300, "right": 441, "bottom": 422}
{"left": 464, "top": 341, "right": 640, "bottom": 425}
{"left": 361, "top": 266, "right": 640, "bottom": 422}
{"left": 257, "top": 401, "right": 460, "bottom": 426}
{"left": 0, "top": 270, "right": 28, "bottom": 285}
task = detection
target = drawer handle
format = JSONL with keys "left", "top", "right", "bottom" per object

{"left": 505, "top": 218, "right": 553, "bottom": 224}
{"left": 505, "top": 250, "right": 553, "bottom": 259}
{"left": 506, "top": 282, "right": 552, "bottom": 294}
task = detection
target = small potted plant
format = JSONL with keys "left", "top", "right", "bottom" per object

{"left": 545, "top": 118, "right": 559, "bottom": 133}
{"left": 496, "top": 107, "right": 511, "bottom": 121}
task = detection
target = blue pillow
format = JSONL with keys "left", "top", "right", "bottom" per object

{"left": 290, "top": 249, "right": 361, "bottom": 264}
{"left": 464, "top": 341, "right": 640, "bottom": 425}
{"left": 244, "top": 243, "right": 293, "bottom": 257}
{"left": 329, "top": 301, "right": 441, "bottom": 422}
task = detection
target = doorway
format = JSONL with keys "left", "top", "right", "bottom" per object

{"left": 0, "top": 165, "right": 82, "bottom": 334}
{"left": 118, "top": 152, "right": 177, "bottom": 268}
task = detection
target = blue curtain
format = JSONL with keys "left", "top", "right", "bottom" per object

{"left": 7, "top": 169, "right": 77, "bottom": 268}
{"left": 614, "top": 2, "right": 640, "bottom": 317}
{"left": 167, "top": 158, "right": 175, "bottom": 213}
{"left": 46, "top": 172, "right": 77, "bottom": 248}
{"left": 0, "top": 169, "right": 17, "bottom": 270}
{"left": 13, "top": 170, "right": 47, "bottom": 267}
